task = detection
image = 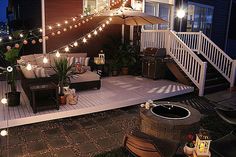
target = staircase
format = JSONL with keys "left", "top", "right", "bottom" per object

{"left": 140, "top": 30, "right": 236, "bottom": 96}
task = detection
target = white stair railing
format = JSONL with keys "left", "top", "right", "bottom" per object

{"left": 177, "top": 32, "right": 236, "bottom": 87}
{"left": 141, "top": 30, "right": 207, "bottom": 96}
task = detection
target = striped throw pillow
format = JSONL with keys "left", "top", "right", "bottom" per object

{"left": 67, "top": 57, "right": 75, "bottom": 66}
{"left": 34, "top": 67, "right": 49, "bottom": 78}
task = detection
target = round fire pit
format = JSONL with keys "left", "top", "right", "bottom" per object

{"left": 140, "top": 102, "right": 201, "bottom": 141}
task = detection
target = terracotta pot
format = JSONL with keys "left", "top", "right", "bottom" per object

{"left": 121, "top": 67, "right": 129, "bottom": 75}
{"left": 184, "top": 144, "right": 195, "bottom": 156}
{"left": 59, "top": 95, "right": 67, "bottom": 105}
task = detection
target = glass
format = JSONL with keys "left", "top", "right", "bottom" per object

{"left": 158, "top": 4, "right": 170, "bottom": 29}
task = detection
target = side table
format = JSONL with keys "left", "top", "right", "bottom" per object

{"left": 29, "top": 82, "right": 59, "bottom": 113}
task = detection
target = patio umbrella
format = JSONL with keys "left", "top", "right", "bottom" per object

{"left": 99, "top": 7, "right": 167, "bottom": 43}
{"left": 99, "top": 7, "right": 167, "bottom": 26}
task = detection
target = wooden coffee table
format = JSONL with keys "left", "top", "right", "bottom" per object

{"left": 30, "top": 82, "right": 59, "bottom": 113}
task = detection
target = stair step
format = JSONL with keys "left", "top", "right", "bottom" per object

{"left": 204, "top": 83, "right": 229, "bottom": 94}
{"left": 205, "top": 77, "right": 226, "bottom": 86}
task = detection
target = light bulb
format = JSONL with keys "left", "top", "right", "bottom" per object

{"left": 63, "top": 28, "right": 67, "bottom": 32}
{"left": 106, "top": 20, "right": 109, "bottom": 24}
{"left": 81, "top": 15, "right": 84, "bottom": 18}
{"left": 57, "top": 23, "right": 61, "bottom": 27}
{"left": 8, "top": 36, "right": 12, "bottom": 40}
{"left": 73, "top": 42, "right": 78, "bottom": 47}
{"left": 176, "top": 9, "right": 186, "bottom": 19}
{"left": 86, "top": 19, "right": 89, "bottom": 22}
{"left": 65, "top": 20, "right": 68, "bottom": 24}
{"left": 0, "top": 130, "right": 8, "bottom": 136}
{"left": 57, "top": 31, "right": 61, "bottom": 35}
{"left": 72, "top": 18, "right": 76, "bottom": 21}
{"left": 82, "top": 38, "right": 87, "bottom": 43}
{"left": 82, "top": 20, "right": 85, "bottom": 24}
{"left": 7, "top": 66, "right": 13, "bottom": 72}
{"left": 19, "top": 33, "right": 24, "bottom": 38}
{"left": 43, "top": 57, "right": 48, "bottom": 64}
{"left": 56, "top": 51, "right": 60, "bottom": 57}
{"left": 88, "top": 34, "right": 91, "bottom": 38}
{"left": 1, "top": 98, "right": 7, "bottom": 104}
{"left": 99, "top": 27, "right": 102, "bottom": 31}
{"left": 94, "top": 30, "right": 98, "bottom": 35}
{"left": 102, "top": 24, "right": 105, "bottom": 27}
{"left": 65, "top": 47, "right": 69, "bottom": 52}
{"left": 48, "top": 26, "right": 52, "bottom": 30}
{"left": 109, "top": 17, "right": 112, "bottom": 21}
{"left": 39, "top": 28, "right": 43, "bottom": 32}
{"left": 69, "top": 26, "right": 73, "bottom": 29}
{"left": 0, "top": 38, "right": 2, "bottom": 42}
{"left": 26, "top": 63, "right": 32, "bottom": 71}
{"left": 74, "top": 25, "right": 78, "bottom": 28}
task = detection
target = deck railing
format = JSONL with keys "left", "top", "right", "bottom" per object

{"left": 177, "top": 32, "right": 236, "bottom": 87}
{"left": 141, "top": 30, "right": 207, "bottom": 96}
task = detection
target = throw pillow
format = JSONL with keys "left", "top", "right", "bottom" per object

{"left": 85, "top": 57, "right": 90, "bottom": 66}
{"left": 76, "top": 63, "right": 87, "bottom": 74}
{"left": 67, "top": 57, "right": 75, "bottom": 66}
{"left": 34, "top": 67, "right": 49, "bottom": 78}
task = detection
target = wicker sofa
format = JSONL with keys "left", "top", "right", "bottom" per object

{"left": 17, "top": 53, "right": 101, "bottom": 99}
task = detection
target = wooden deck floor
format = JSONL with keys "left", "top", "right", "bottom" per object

{"left": 0, "top": 76, "right": 194, "bottom": 129}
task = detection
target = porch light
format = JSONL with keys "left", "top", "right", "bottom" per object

{"left": 176, "top": 8, "right": 186, "bottom": 19}
{"left": 65, "top": 46, "right": 70, "bottom": 52}
{"left": 55, "top": 51, "right": 60, "bottom": 57}
{"left": 43, "top": 57, "right": 48, "bottom": 64}
{"left": 26, "top": 63, "right": 32, "bottom": 71}
{"left": 195, "top": 130, "right": 211, "bottom": 157}
{"left": 1, "top": 98, "right": 7, "bottom": 104}
{"left": 0, "top": 130, "right": 8, "bottom": 136}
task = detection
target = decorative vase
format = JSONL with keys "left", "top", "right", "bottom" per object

{"left": 184, "top": 144, "right": 195, "bottom": 156}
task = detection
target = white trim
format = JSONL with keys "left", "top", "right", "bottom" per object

{"left": 41, "top": 0, "right": 46, "bottom": 54}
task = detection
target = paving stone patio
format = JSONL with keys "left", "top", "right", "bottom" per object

{"left": 0, "top": 91, "right": 235, "bottom": 157}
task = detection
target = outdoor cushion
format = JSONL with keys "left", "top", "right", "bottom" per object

{"left": 34, "top": 67, "right": 50, "bottom": 78}
{"left": 70, "top": 71, "right": 100, "bottom": 83}
{"left": 20, "top": 54, "right": 37, "bottom": 65}
{"left": 44, "top": 67, "right": 56, "bottom": 76}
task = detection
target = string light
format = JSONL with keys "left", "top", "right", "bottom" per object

{"left": 0, "top": 38, "right": 2, "bottom": 42}
{"left": 99, "top": 27, "right": 103, "bottom": 31}
{"left": 56, "top": 51, "right": 61, "bottom": 57}
{"left": 88, "top": 34, "right": 91, "bottom": 38}
{"left": 102, "top": 24, "right": 105, "bottom": 27}
{"left": 8, "top": 36, "right": 12, "bottom": 40}
{"left": 39, "top": 39, "right": 43, "bottom": 43}
{"left": 63, "top": 28, "right": 67, "bottom": 32}
{"left": 72, "top": 18, "right": 76, "bottom": 21}
{"left": 19, "top": 33, "right": 24, "bottom": 38}
{"left": 23, "top": 40, "right": 28, "bottom": 45}
{"left": 109, "top": 17, "right": 112, "bottom": 21}
{"left": 65, "top": 46, "right": 70, "bottom": 52}
{"left": 57, "top": 31, "right": 61, "bottom": 35}
{"left": 65, "top": 20, "right": 68, "bottom": 24}
{"left": 106, "top": 20, "right": 109, "bottom": 24}
{"left": 0, "top": 130, "right": 8, "bottom": 136}
{"left": 94, "top": 30, "right": 98, "bottom": 35}
{"left": 6, "top": 46, "right": 11, "bottom": 51}
{"left": 15, "top": 43, "right": 20, "bottom": 48}
{"left": 43, "top": 57, "right": 48, "bottom": 64}
{"left": 82, "top": 38, "right": 87, "bottom": 43}
{"left": 73, "top": 42, "right": 78, "bottom": 47}
{"left": 31, "top": 40, "right": 36, "bottom": 44}
{"left": 57, "top": 23, "right": 61, "bottom": 27}
{"left": 1, "top": 98, "right": 7, "bottom": 104}
{"left": 39, "top": 28, "right": 43, "bottom": 32}
{"left": 48, "top": 26, "right": 53, "bottom": 30}
{"left": 26, "top": 63, "right": 32, "bottom": 71}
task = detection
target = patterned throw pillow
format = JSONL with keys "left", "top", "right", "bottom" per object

{"left": 34, "top": 67, "right": 49, "bottom": 78}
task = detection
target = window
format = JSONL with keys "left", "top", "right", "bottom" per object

{"left": 144, "top": 2, "right": 171, "bottom": 30}
{"left": 83, "top": 0, "right": 109, "bottom": 14}
{"left": 187, "top": 2, "right": 214, "bottom": 37}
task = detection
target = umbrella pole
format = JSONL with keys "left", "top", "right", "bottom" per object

{"left": 122, "top": 24, "right": 125, "bottom": 44}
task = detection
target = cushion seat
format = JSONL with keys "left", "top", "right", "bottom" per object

{"left": 70, "top": 71, "right": 100, "bottom": 83}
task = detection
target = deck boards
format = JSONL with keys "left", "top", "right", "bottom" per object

{"left": 0, "top": 76, "right": 194, "bottom": 129}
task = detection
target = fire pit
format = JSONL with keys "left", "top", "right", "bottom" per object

{"left": 140, "top": 101, "right": 201, "bottom": 141}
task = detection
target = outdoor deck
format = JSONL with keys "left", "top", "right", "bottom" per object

{"left": 0, "top": 76, "right": 194, "bottom": 129}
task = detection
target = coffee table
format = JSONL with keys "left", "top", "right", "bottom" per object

{"left": 29, "top": 82, "right": 59, "bottom": 113}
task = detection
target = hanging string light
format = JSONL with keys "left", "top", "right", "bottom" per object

{"left": 1, "top": 98, "right": 7, "bottom": 104}
{"left": 0, "top": 129, "right": 8, "bottom": 136}
{"left": 26, "top": 63, "right": 32, "bottom": 71}
{"left": 55, "top": 51, "right": 61, "bottom": 57}
{"left": 43, "top": 57, "right": 48, "bottom": 64}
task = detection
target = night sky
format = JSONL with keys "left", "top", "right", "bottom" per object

{"left": 0, "top": 0, "right": 8, "bottom": 22}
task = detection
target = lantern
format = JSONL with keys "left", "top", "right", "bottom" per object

{"left": 194, "top": 130, "right": 211, "bottom": 157}
{"left": 98, "top": 52, "right": 105, "bottom": 65}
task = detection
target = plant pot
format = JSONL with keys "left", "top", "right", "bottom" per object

{"left": 59, "top": 94, "right": 67, "bottom": 105}
{"left": 121, "top": 67, "right": 129, "bottom": 75}
{"left": 6, "top": 92, "right": 21, "bottom": 106}
{"left": 183, "top": 144, "right": 195, "bottom": 156}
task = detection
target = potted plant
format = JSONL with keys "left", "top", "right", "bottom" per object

{"left": 110, "top": 59, "right": 120, "bottom": 76}
{"left": 118, "top": 44, "right": 137, "bottom": 75}
{"left": 3, "top": 45, "right": 22, "bottom": 106}
{"left": 184, "top": 133, "right": 196, "bottom": 156}
{"left": 53, "top": 58, "right": 75, "bottom": 105}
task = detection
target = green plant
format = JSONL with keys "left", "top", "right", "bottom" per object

{"left": 53, "top": 58, "right": 75, "bottom": 95}
{"left": 118, "top": 44, "right": 137, "bottom": 68}
{"left": 4, "top": 45, "right": 22, "bottom": 92}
